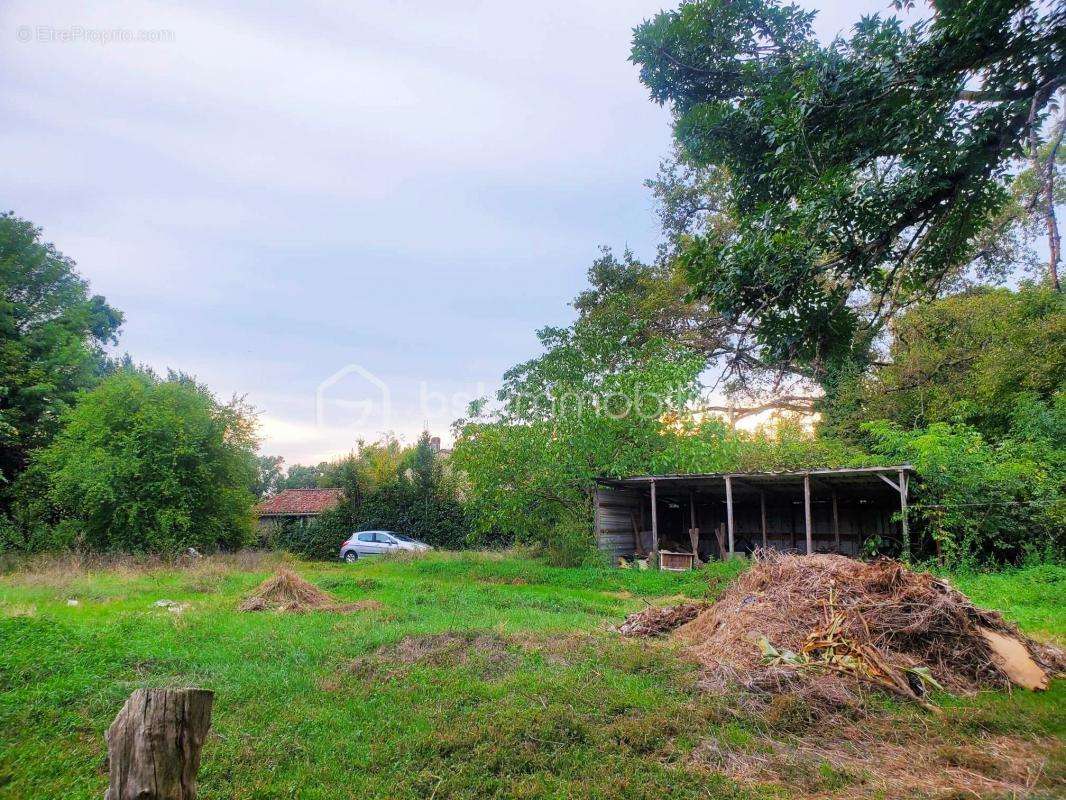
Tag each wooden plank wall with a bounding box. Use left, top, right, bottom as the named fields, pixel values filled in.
left=593, top=486, right=643, bottom=558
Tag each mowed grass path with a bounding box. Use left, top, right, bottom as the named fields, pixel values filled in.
left=0, top=551, right=1062, bottom=799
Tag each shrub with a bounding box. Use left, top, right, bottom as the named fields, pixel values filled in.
left=863, top=402, right=1065, bottom=566
left=276, top=433, right=473, bottom=560
left=27, top=369, right=257, bottom=554
left=542, top=514, right=605, bottom=568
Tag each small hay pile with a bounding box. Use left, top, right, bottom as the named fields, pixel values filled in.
left=658, top=553, right=1062, bottom=710
left=239, top=569, right=345, bottom=613
left=619, top=602, right=705, bottom=637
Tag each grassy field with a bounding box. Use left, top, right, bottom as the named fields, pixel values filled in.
left=0, top=551, right=1062, bottom=799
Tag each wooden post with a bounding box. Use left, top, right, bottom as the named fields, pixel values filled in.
left=760, top=491, right=768, bottom=550
left=650, top=480, right=659, bottom=567
left=803, top=474, right=813, bottom=555
left=688, top=490, right=700, bottom=562
left=899, top=468, right=910, bottom=562
left=790, top=502, right=797, bottom=551
left=832, top=491, right=840, bottom=552
left=725, top=476, right=735, bottom=558
left=106, top=688, right=214, bottom=800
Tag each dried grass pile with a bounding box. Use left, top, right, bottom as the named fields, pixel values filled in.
left=619, top=603, right=705, bottom=637
left=239, top=569, right=340, bottom=613
left=669, top=552, right=1063, bottom=710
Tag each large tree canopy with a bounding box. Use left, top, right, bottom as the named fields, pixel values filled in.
left=632, top=0, right=1065, bottom=385
left=827, top=286, right=1065, bottom=439
left=0, top=213, right=122, bottom=491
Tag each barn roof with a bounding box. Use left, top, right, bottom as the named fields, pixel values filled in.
left=596, top=465, right=913, bottom=502
left=256, top=488, right=345, bottom=517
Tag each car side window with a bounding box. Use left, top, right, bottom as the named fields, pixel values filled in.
left=357, top=532, right=374, bottom=542
left=375, top=532, right=394, bottom=544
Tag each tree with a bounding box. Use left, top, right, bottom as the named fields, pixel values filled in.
left=275, top=462, right=327, bottom=490
left=631, top=0, right=1065, bottom=387
left=34, top=369, right=257, bottom=553
left=825, top=286, right=1065, bottom=439
left=0, top=213, right=123, bottom=494
left=864, top=413, right=1064, bottom=566
left=280, top=433, right=469, bottom=558
left=253, top=454, right=285, bottom=498
left=452, top=255, right=865, bottom=558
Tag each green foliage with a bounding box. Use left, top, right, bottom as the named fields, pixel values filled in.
left=631, top=0, right=1065, bottom=382
left=27, top=369, right=258, bottom=554
left=281, top=432, right=470, bottom=559
left=275, top=462, right=327, bottom=490
left=253, top=454, right=285, bottom=498
left=0, top=213, right=122, bottom=495
left=863, top=407, right=1065, bottom=566
left=542, top=515, right=608, bottom=568
left=827, top=286, right=1065, bottom=440
left=453, top=251, right=869, bottom=552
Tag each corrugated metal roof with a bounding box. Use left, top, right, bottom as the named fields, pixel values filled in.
left=596, top=466, right=913, bottom=500
left=596, top=465, right=912, bottom=483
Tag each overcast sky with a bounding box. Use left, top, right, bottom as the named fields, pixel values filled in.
left=2, top=0, right=907, bottom=465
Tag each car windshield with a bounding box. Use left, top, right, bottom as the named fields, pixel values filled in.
left=389, top=532, right=416, bottom=542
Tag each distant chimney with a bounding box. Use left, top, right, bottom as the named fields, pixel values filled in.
left=430, top=436, right=441, bottom=452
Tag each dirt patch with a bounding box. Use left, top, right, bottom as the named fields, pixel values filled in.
left=239, top=569, right=381, bottom=613
left=618, top=603, right=705, bottom=637
left=656, top=552, right=1064, bottom=713
left=510, top=631, right=597, bottom=666
left=693, top=714, right=1063, bottom=798
left=352, top=631, right=518, bottom=676
left=334, top=599, right=384, bottom=613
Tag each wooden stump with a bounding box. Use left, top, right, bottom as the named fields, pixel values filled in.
left=105, top=688, right=214, bottom=800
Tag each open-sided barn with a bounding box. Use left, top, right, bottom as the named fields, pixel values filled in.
left=594, top=466, right=914, bottom=567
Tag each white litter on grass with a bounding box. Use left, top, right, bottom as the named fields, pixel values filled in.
left=66, top=599, right=79, bottom=606
left=153, top=599, right=188, bottom=613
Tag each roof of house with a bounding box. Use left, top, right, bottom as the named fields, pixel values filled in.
left=256, top=488, right=345, bottom=517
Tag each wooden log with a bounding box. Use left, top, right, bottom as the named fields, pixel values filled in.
left=106, top=688, right=214, bottom=800
left=714, top=523, right=727, bottom=561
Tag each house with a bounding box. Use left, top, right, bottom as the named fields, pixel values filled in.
left=255, top=488, right=345, bottom=533
left=594, top=466, right=914, bottom=567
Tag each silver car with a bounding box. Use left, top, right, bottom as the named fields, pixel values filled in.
left=339, top=530, right=432, bottom=562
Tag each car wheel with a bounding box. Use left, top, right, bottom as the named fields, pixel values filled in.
left=344, top=551, right=358, bottom=563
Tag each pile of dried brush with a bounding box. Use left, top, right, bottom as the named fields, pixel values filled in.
left=648, top=553, right=1062, bottom=711
left=239, top=568, right=338, bottom=612
left=619, top=602, right=705, bottom=637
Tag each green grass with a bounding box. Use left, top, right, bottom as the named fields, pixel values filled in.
left=0, top=551, right=1061, bottom=799
left=949, top=563, right=1066, bottom=644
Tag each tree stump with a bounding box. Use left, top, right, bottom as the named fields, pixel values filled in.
left=105, top=688, right=214, bottom=800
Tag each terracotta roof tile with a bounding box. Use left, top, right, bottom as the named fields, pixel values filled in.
left=256, top=488, right=345, bottom=517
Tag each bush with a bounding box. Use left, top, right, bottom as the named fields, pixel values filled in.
left=863, top=401, right=1065, bottom=567
left=24, top=369, right=257, bottom=555
left=276, top=433, right=473, bottom=560
left=542, top=515, right=605, bottom=568
left=277, top=511, right=352, bottom=561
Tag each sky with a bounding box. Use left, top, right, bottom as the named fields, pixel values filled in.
left=2, top=0, right=909, bottom=465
